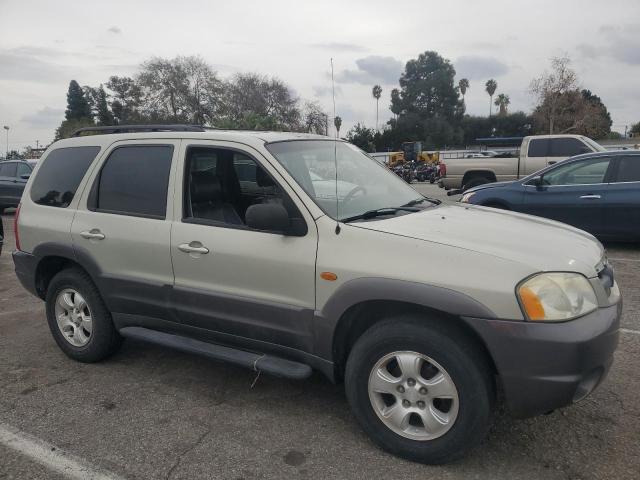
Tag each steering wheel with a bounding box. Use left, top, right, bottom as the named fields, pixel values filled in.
left=342, top=185, right=367, bottom=204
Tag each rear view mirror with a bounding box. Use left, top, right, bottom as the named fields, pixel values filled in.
left=246, top=203, right=290, bottom=233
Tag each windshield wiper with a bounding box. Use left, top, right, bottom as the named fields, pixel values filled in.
left=342, top=206, right=419, bottom=223
left=402, top=196, right=441, bottom=207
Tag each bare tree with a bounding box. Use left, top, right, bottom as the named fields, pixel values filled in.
left=302, top=101, right=328, bottom=134
left=529, top=56, right=579, bottom=134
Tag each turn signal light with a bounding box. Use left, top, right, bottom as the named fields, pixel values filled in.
left=519, top=286, right=546, bottom=320
left=320, top=272, right=338, bottom=281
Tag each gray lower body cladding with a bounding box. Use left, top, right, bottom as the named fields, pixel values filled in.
left=463, top=302, right=621, bottom=418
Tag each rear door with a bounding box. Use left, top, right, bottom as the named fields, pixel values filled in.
left=71, top=140, right=180, bottom=322
left=521, top=156, right=613, bottom=235
left=602, top=155, right=640, bottom=240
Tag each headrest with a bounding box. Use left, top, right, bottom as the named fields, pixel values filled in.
left=256, top=167, right=275, bottom=187
left=191, top=171, right=222, bottom=204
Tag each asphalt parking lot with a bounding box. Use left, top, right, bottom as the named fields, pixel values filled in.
left=1, top=183, right=639, bottom=480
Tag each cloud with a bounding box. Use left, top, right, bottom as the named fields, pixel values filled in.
left=454, top=55, right=509, bottom=80
left=0, top=47, right=69, bottom=82
left=580, top=24, right=640, bottom=65
left=336, top=55, right=403, bottom=85
left=310, top=42, right=367, bottom=53
left=313, top=84, right=343, bottom=97
left=21, top=106, right=64, bottom=127
left=107, top=26, right=122, bottom=34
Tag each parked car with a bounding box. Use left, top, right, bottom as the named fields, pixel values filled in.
left=460, top=151, right=640, bottom=241
left=0, top=214, right=4, bottom=256
left=0, top=160, right=36, bottom=213
left=439, top=134, right=604, bottom=191
left=13, top=125, right=620, bottom=464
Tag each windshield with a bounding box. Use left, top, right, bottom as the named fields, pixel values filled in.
left=581, top=136, right=606, bottom=152
left=266, top=140, right=422, bottom=221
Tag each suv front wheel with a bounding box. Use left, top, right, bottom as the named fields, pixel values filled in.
left=45, top=268, right=122, bottom=362
left=345, top=317, right=494, bottom=464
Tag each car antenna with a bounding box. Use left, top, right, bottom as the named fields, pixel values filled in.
left=331, top=57, right=341, bottom=235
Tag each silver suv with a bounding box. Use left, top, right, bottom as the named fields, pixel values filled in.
left=12, top=125, right=621, bottom=464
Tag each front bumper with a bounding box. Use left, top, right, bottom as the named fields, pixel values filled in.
left=463, top=301, right=621, bottom=418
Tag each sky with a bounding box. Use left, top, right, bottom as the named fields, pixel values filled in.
left=1, top=0, right=639, bottom=151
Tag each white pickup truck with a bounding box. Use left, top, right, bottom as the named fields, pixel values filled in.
left=439, top=134, right=605, bottom=191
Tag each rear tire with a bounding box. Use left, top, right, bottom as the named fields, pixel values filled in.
left=345, top=317, right=494, bottom=464
left=463, top=176, right=491, bottom=190
left=45, top=268, right=122, bottom=363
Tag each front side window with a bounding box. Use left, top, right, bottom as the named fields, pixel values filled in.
left=266, top=140, right=421, bottom=221
left=30, top=146, right=100, bottom=208
left=615, top=156, right=640, bottom=183
left=183, top=146, right=299, bottom=228
left=93, top=145, right=173, bottom=218
left=16, top=162, right=31, bottom=178
left=542, top=158, right=610, bottom=186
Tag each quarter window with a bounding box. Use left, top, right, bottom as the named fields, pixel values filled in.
left=30, top=147, right=100, bottom=208
left=615, top=157, right=640, bottom=183
left=93, top=145, right=173, bottom=218
left=542, top=158, right=610, bottom=186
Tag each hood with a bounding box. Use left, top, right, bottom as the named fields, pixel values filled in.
left=465, top=180, right=515, bottom=193
left=353, top=203, right=604, bottom=277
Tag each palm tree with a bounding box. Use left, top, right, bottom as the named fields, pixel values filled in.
left=458, top=78, right=470, bottom=104
left=485, top=79, right=497, bottom=117
left=372, top=85, right=382, bottom=131
left=494, top=93, right=510, bottom=116
left=334, top=115, right=342, bottom=138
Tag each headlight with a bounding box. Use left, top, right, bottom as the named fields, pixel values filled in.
left=461, top=191, right=475, bottom=203
left=517, top=272, right=598, bottom=321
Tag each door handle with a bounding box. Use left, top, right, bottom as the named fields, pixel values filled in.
left=80, top=229, right=105, bottom=240
left=579, top=194, right=601, bottom=200
left=178, top=241, right=209, bottom=255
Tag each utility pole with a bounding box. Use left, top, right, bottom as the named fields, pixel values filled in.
left=3, top=126, right=9, bottom=159
left=36, top=140, right=39, bottom=149
left=625, top=126, right=628, bottom=138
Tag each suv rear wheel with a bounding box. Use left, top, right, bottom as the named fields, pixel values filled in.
left=45, top=268, right=122, bottom=362
left=345, top=317, right=493, bottom=464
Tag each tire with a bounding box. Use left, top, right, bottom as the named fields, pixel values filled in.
left=463, top=176, right=490, bottom=190
left=345, top=317, right=494, bottom=464
left=45, top=267, right=122, bottom=363
left=429, top=175, right=435, bottom=184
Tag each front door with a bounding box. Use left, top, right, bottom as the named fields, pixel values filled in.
left=521, top=156, right=613, bottom=235
left=170, top=141, right=318, bottom=352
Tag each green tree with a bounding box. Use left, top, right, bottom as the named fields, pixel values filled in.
left=346, top=123, right=376, bottom=151
left=630, top=122, right=640, bottom=137
left=54, top=117, right=96, bottom=140
left=65, top=80, right=92, bottom=121
left=95, top=85, right=114, bottom=125
left=485, top=79, right=497, bottom=117
left=334, top=115, right=342, bottom=138
left=372, top=84, right=382, bottom=131
left=458, top=78, right=469, bottom=104
left=105, top=76, right=143, bottom=124
left=494, top=93, right=510, bottom=116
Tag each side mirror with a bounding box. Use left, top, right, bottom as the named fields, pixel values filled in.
left=20, top=173, right=31, bottom=180
left=245, top=203, right=291, bottom=234
left=527, top=175, right=543, bottom=188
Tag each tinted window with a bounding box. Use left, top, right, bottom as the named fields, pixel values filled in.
left=0, top=162, right=17, bottom=177
left=616, top=156, right=640, bottom=182
left=16, top=162, right=31, bottom=178
left=94, top=145, right=173, bottom=218
left=527, top=139, right=548, bottom=157
left=542, top=158, right=610, bottom=186
left=30, top=147, right=100, bottom=208
left=549, top=138, right=589, bottom=157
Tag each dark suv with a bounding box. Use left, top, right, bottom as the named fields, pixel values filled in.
left=0, top=160, right=36, bottom=213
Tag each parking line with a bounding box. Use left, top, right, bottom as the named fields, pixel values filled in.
left=608, top=257, right=640, bottom=263
left=0, top=423, right=126, bottom=480
left=621, top=328, right=640, bottom=336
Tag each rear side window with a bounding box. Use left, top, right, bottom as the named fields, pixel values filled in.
left=549, top=138, right=588, bottom=157
left=615, top=157, right=640, bottom=183
left=527, top=139, right=548, bottom=157
left=93, top=145, right=173, bottom=219
left=0, top=162, right=17, bottom=177
left=30, top=147, right=100, bottom=208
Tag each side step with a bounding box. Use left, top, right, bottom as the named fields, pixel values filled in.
left=119, top=327, right=312, bottom=380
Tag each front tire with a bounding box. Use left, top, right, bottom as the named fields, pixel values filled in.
left=345, top=317, right=494, bottom=464
left=45, top=268, right=122, bottom=363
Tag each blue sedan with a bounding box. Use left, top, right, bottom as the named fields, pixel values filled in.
left=460, top=151, right=640, bottom=241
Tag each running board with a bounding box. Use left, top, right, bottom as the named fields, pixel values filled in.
left=119, top=327, right=312, bottom=380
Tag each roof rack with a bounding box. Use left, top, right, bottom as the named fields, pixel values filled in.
left=71, top=124, right=207, bottom=137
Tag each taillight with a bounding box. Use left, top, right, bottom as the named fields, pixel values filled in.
left=439, top=162, right=447, bottom=176
left=13, top=203, right=21, bottom=251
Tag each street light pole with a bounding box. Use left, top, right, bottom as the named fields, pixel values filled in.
left=3, top=126, right=9, bottom=159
